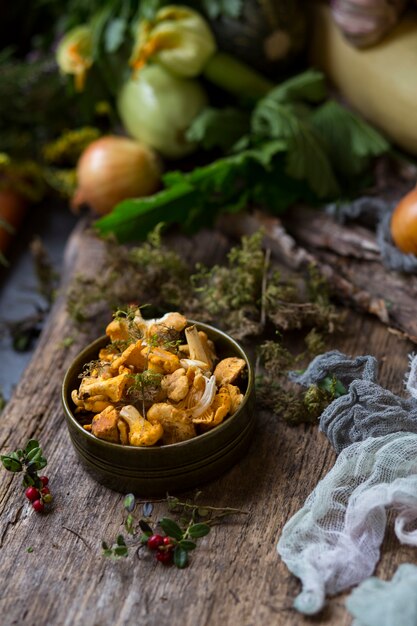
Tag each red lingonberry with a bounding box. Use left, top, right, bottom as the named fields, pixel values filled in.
left=156, top=549, right=173, bottom=565
left=162, top=536, right=173, bottom=547
left=41, top=486, right=50, bottom=496
left=147, top=534, right=164, bottom=550
left=39, top=476, right=49, bottom=487
left=32, top=500, right=44, bottom=513
left=25, top=487, right=40, bottom=502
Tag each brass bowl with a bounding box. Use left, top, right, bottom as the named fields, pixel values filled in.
left=61, top=321, right=255, bottom=495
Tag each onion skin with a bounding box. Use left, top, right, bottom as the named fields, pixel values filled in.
left=391, top=187, right=417, bottom=255
left=72, top=136, right=162, bottom=216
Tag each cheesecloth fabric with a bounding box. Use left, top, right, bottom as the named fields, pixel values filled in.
left=346, top=564, right=417, bottom=626
left=278, top=352, right=417, bottom=615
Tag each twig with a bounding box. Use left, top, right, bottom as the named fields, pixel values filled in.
left=62, top=525, right=92, bottom=551
left=260, top=247, right=271, bottom=329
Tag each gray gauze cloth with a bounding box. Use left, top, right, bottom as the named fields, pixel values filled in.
left=290, top=351, right=417, bottom=453
left=346, top=564, right=417, bottom=626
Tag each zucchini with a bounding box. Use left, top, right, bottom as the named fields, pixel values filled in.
left=309, top=3, right=417, bottom=155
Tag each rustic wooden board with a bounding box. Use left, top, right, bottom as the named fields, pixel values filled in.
left=0, top=222, right=415, bottom=626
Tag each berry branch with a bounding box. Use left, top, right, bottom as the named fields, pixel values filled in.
left=1, top=439, right=53, bottom=513
left=102, top=493, right=247, bottom=568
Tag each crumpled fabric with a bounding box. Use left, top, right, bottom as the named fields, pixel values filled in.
left=325, top=195, right=417, bottom=274
left=346, top=564, right=417, bottom=626
left=277, top=433, right=417, bottom=615
left=290, top=351, right=417, bottom=454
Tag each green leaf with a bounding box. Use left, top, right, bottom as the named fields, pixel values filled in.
left=266, top=69, right=327, bottom=105
left=188, top=523, right=210, bottom=538
left=113, top=546, right=128, bottom=557
left=102, top=541, right=109, bottom=550
left=124, top=493, right=135, bottom=513
left=311, top=100, right=389, bottom=179
left=125, top=514, right=134, bottom=535
left=179, top=540, right=197, bottom=551
left=116, top=535, right=126, bottom=547
left=95, top=182, right=198, bottom=242
left=186, top=107, right=251, bottom=152
left=253, top=99, right=340, bottom=198
left=173, top=545, right=189, bottom=569
left=105, top=17, right=126, bottom=53
left=1, top=455, right=22, bottom=472
left=26, top=447, right=42, bottom=463
left=25, top=440, right=39, bottom=454
left=159, top=518, right=183, bottom=541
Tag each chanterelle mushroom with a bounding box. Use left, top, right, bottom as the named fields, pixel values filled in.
left=214, top=357, right=246, bottom=386
left=105, top=318, right=129, bottom=342
left=193, top=386, right=231, bottom=427
left=91, top=406, right=120, bottom=443
left=226, top=384, right=244, bottom=415
left=147, top=403, right=196, bottom=445
left=161, top=368, right=190, bottom=402
left=80, top=372, right=130, bottom=403
left=119, top=405, right=163, bottom=446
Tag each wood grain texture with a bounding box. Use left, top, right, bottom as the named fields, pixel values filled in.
left=0, top=222, right=415, bottom=626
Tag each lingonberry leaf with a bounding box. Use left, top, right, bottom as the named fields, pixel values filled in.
left=173, top=546, right=189, bottom=569
left=125, top=514, right=134, bottom=535
left=116, top=535, right=126, bottom=547
left=139, top=533, right=151, bottom=543
left=25, top=440, right=40, bottom=454
left=188, top=523, right=210, bottom=538
left=179, top=540, right=197, bottom=551
left=26, top=447, right=42, bottom=463
left=114, top=546, right=128, bottom=557
left=139, top=519, right=153, bottom=534
left=159, top=518, right=183, bottom=541
left=143, top=502, right=153, bottom=517
left=124, top=493, right=135, bottom=513
left=1, top=455, right=23, bottom=472
left=102, top=541, right=109, bottom=550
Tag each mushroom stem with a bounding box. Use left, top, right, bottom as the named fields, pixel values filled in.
left=185, top=325, right=212, bottom=369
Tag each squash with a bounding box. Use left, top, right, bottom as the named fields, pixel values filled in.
left=309, top=3, right=417, bottom=155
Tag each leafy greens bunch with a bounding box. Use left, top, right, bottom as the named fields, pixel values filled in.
left=96, top=69, right=389, bottom=242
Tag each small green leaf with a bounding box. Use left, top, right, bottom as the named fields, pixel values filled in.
left=22, top=474, right=36, bottom=487
left=1, top=455, right=23, bottom=472
left=173, top=546, right=189, bottom=569
left=102, top=549, right=112, bottom=558
left=116, top=535, right=126, bottom=547
left=26, top=447, right=42, bottom=463
left=102, top=541, right=109, bottom=550
left=159, top=518, right=183, bottom=541
left=125, top=514, right=134, bottom=535
left=27, top=547, right=33, bottom=553
left=179, top=540, right=197, bottom=551
left=34, top=457, right=47, bottom=470
left=113, top=546, right=128, bottom=557
left=25, top=440, right=39, bottom=454
left=124, top=493, right=135, bottom=513
left=139, top=533, right=151, bottom=543
left=188, top=524, right=210, bottom=539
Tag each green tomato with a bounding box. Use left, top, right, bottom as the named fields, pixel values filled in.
left=117, top=65, right=207, bottom=159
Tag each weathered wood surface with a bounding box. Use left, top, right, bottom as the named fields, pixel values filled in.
left=220, top=208, right=417, bottom=343
left=0, top=221, right=416, bottom=626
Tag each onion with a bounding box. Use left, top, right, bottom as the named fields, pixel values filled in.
left=390, top=187, right=417, bottom=255
left=72, top=136, right=161, bottom=215
left=190, top=375, right=216, bottom=418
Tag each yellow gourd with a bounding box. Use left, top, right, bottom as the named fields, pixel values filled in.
left=309, top=3, right=417, bottom=155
